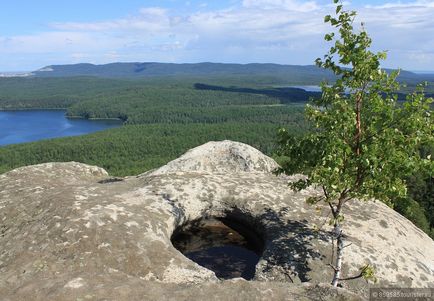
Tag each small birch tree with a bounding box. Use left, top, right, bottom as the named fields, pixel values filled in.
left=276, top=0, right=433, bottom=287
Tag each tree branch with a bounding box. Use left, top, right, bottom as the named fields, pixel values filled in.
left=328, top=263, right=338, bottom=272
left=328, top=202, right=337, bottom=218
left=343, top=243, right=353, bottom=249
left=338, top=272, right=364, bottom=281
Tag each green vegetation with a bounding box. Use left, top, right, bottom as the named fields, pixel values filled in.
left=403, top=143, right=434, bottom=238
left=0, top=122, right=307, bottom=176
left=0, top=75, right=312, bottom=176
left=0, top=76, right=319, bottom=124
left=276, top=0, right=433, bottom=286
left=65, top=82, right=311, bottom=124
left=32, top=62, right=337, bottom=81
left=0, top=77, right=130, bottom=109
left=32, top=62, right=434, bottom=88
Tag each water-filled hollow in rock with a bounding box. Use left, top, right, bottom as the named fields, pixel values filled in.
left=171, top=217, right=264, bottom=280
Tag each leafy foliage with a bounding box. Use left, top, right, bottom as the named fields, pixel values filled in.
left=278, top=2, right=433, bottom=206
left=404, top=142, right=434, bottom=238
left=276, top=0, right=433, bottom=285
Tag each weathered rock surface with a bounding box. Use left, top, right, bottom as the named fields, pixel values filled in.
left=0, top=140, right=433, bottom=301
left=148, top=140, right=279, bottom=175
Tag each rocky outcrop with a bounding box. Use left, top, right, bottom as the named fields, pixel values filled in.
left=148, top=140, right=279, bottom=175
left=0, top=141, right=433, bottom=301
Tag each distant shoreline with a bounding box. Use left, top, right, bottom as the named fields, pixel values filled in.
left=67, top=115, right=123, bottom=122
left=0, top=108, right=123, bottom=122
left=0, top=107, right=66, bottom=111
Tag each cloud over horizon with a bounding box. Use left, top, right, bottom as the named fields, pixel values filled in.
left=1, top=0, right=434, bottom=71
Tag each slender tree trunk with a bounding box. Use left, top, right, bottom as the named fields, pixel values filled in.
left=355, top=91, right=364, bottom=187
left=355, top=96, right=362, bottom=156
left=331, top=221, right=344, bottom=287
left=329, top=201, right=345, bottom=287
left=330, top=90, right=363, bottom=287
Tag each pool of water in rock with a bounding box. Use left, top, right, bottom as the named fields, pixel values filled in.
left=171, top=218, right=263, bottom=280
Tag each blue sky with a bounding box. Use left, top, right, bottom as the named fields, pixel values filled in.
left=1, top=0, right=433, bottom=71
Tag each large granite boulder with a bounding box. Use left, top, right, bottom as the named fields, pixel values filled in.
left=0, top=141, right=433, bottom=300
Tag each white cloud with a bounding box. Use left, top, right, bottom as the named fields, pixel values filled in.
left=242, top=0, right=319, bottom=11
left=365, top=0, right=434, bottom=9
left=353, top=1, right=434, bottom=70
left=0, top=32, right=103, bottom=53
left=408, top=50, right=434, bottom=64
left=51, top=7, right=170, bottom=32
left=1, top=1, right=434, bottom=71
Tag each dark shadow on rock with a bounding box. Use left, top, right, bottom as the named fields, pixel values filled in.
left=257, top=207, right=329, bottom=282
left=98, top=177, right=124, bottom=184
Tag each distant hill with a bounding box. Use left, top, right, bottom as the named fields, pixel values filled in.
left=31, top=62, right=337, bottom=83
left=31, top=62, right=434, bottom=86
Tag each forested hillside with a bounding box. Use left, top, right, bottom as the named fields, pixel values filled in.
left=33, top=62, right=337, bottom=81
left=0, top=75, right=312, bottom=173
left=0, top=122, right=300, bottom=176
left=0, top=77, right=131, bottom=109
left=31, top=62, right=434, bottom=87
left=0, top=76, right=319, bottom=124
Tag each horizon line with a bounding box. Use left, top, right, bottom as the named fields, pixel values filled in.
left=1, top=61, right=434, bottom=75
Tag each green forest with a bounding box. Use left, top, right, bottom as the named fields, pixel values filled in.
left=0, top=74, right=432, bottom=238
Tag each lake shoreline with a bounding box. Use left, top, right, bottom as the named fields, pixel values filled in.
left=0, top=110, right=122, bottom=146
left=0, top=107, right=66, bottom=111
left=0, top=108, right=123, bottom=122
left=67, top=115, right=124, bottom=122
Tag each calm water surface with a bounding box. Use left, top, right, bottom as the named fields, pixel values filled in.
left=289, top=85, right=322, bottom=92
left=0, top=110, right=122, bottom=146
left=171, top=218, right=263, bottom=280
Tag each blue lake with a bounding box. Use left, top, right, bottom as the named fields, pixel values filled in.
left=0, top=110, right=122, bottom=146
left=289, top=85, right=322, bottom=92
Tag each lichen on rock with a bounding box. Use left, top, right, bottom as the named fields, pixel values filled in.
left=0, top=140, right=433, bottom=301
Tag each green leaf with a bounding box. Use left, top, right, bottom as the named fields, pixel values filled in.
left=361, top=265, right=378, bottom=283
left=306, top=196, right=322, bottom=205
left=325, top=33, right=334, bottom=41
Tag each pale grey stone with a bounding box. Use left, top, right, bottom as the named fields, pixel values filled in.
left=0, top=141, right=432, bottom=300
